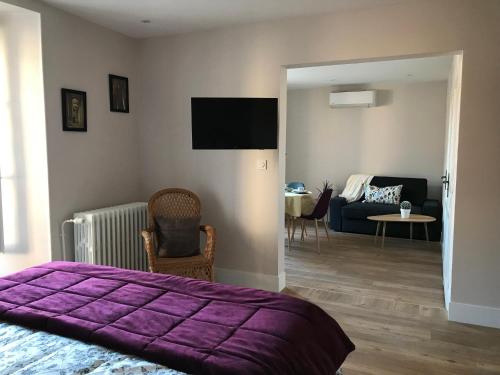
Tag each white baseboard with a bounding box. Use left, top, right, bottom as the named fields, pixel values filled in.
left=448, top=301, right=500, bottom=329
left=215, top=267, right=286, bottom=292
left=278, top=271, right=286, bottom=292
left=443, top=280, right=451, bottom=311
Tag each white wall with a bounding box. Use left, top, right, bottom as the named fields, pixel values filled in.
left=0, top=5, right=50, bottom=274
left=286, top=82, right=448, bottom=199
left=1, top=0, right=142, bottom=262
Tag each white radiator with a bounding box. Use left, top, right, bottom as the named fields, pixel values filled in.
left=74, top=202, right=149, bottom=271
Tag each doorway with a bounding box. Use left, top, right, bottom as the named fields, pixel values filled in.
left=278, top=52, right=462, bottom=313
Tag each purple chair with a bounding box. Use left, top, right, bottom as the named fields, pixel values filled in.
left=299, top=189, right=333, bottom=253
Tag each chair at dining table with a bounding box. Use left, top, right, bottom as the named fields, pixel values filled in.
left=285, top=182, right=304, bottom=245
left=299, top=188, right=333, bottom=253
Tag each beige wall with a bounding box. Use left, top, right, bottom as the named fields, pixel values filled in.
left=286, top=82, right=448, bottom=199
left=1, top=0, right=142, bottom=261
left=138, top=0, right=500, bottom=312
left=0, top=5, right=51, bottom=274
left=138, top=23, right=283, bottom=289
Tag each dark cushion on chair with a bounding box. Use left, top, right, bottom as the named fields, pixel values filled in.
left=370, top=176, right=427, bottom=206
left=342, top=202, right=422, bottom=220
left=155, top=216, right=201, bottom=258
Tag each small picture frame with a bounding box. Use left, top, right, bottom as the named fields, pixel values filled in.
left=61, top=88, right=87, bottom=132
left=109, top=74, right=129, bottom=113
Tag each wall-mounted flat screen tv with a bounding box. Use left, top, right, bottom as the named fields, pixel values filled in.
left=191, top=97, right=278, bottom=149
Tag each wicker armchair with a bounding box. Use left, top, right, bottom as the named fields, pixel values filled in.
left=141, top=188, right=216, bottom=281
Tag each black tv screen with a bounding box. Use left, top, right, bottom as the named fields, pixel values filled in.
left=191, top=97, right=278, bottom=149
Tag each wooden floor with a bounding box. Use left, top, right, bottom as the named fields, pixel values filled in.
left=283, top=224, right=500, bottom=375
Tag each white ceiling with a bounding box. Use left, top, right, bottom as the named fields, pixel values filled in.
left=287, top=55, right=453, bottom=89
left=41, top=0, right=404, bottom=39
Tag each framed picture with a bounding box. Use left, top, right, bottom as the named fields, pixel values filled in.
left=61, top=88, right=87, bottom=132
left=109, top=74, right=129, bottom=113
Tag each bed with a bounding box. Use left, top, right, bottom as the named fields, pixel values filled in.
left=0, top=322, right=185, bottom=374
left=0, top=262, right=354, bottom=374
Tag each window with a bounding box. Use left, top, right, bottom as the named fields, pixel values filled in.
left=0, top=138, right=12, bottom=254
left=0, top=7, right=51, bottom=270
left=0, top=30, right=5, bottom=253
left=0, top=173, right=3, bottom=253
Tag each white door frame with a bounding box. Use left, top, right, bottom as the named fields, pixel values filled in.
left=277, top=51, right=463, bottom=307
left=441, top=53, right=463, bottom=309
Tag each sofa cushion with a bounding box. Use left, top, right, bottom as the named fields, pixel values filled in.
left=370, top=176, right=427, bottom=206
left=364, top=184, right=403, bottom=204
left=342, top=202, right=422, bottom=220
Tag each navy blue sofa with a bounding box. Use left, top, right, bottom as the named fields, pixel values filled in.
left=329, top=176, right=442, bottom=241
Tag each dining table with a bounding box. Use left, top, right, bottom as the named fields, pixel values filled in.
left=285, top=191, right=315, bottom=244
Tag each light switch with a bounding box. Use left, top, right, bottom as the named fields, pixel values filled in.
left=256, top=159, right=268, bottom=170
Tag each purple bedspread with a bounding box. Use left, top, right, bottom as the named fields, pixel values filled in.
left=0, top=262, right=354, bottom=374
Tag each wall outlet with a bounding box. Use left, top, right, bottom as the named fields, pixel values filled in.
left=256, top=159, right=268, bottom=170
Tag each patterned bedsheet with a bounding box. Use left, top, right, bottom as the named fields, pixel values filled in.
left=0, top=321, right=188, bottom=375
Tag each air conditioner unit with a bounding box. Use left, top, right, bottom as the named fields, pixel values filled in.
left=329, top=90, right=376, bottom=108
